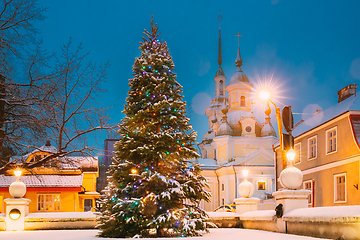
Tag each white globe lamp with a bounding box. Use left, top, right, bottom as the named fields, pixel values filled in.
left=9, top=168, right=26, bottom=198
left=238, top=169, right=254, bottom=198
left=279, top=148, right=303, bottom=190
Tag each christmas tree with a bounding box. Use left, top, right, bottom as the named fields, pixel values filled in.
left=97, top=17, right=212, bottom=238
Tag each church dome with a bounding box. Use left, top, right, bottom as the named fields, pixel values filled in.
left=216, top=108, right=232, bottom=136
left=261, top=118, right=277, bottom=137
left=230, top=70, right=249, bottom=84
left=216, top=121, right=232, bottom=136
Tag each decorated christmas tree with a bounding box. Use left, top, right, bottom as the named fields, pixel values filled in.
left=97, top=17, right=212, bottom=238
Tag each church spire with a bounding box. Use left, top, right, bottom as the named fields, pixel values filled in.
left=235, top=32, right=243, bottom=70
left=215, top=11, right=225, bottom=77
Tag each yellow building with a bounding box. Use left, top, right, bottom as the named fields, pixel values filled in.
left=198, top=23, right=277, bottom=212
left=274, top=84, right=360, bottom=207
left=0, top=142, right=100, bottom=213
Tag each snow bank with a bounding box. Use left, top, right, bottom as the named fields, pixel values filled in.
left=284, top=205, right=360, bottom=222
left=25, top=212, right=96, bottom=219
left=0, top=228, right=329, bottom=240
left=206, top=211, right=240, bottom=219
left=240, top=210, right=276, bottom=221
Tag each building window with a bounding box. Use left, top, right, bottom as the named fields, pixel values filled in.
left=334, top=173, right=346, bottom=203
left=326, top=127, right=337, bottom=154
left=257, top=181, right=266, bottom=191
left=221, top=183, right=225, bottom=191
left=240, top=96, right=245, bottom=107
left=214, top=149, right=217, bottom=160
left=245, top=126, right=252, bottom=133
left=303, top=180, right=314, bottom=207
left=84, top=199, right=93, bottom=212
left=222, top=198, right=225, bottom=205
left=294, top=143, right=301, bottom=164
left=308, top=136, right=317, bottom=160
left=37, top=194, right=60, bottom=211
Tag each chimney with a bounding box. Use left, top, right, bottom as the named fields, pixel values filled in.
left=337, top=84, right=357, bottom=103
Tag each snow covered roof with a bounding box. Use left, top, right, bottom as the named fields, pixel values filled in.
left=0, top=174, right=83, bottom=187
left=293, top=94, right=360, bottom=138
left=197, top=158, right=219, bottom=169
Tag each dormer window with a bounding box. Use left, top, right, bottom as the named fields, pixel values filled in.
left=240, top=96, right=245, bottom=107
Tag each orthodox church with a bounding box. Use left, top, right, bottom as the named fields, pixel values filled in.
left=198, top=19, right=278, bottom=212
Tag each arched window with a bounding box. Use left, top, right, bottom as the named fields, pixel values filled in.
left=219, top=80, right=224, bottom=95
left=240, top=96, right=245, bottom=107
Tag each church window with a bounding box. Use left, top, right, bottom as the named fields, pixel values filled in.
left=245, top=126, right=252, bottom=133
left=257, top=181, right=266, bottom=191
left=221, top=183, right=225, bottom=191
left=219, top=80, right=224, bottom=95
left=240, top=96, right=245, bottom=107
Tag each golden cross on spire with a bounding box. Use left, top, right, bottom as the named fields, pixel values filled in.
left=216, top=11, right=224, bottom=29
left=235, top=32, right=242, bottom=48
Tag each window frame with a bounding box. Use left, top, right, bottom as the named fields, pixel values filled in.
left=308, top=135, right=317, bottom=160
left=240, top=95, right=245, bottom=107
left=257, top=181, right=266, bottom=191
left=303, top=180, right=314, bottom=207
left=334, top=173, right=347, bottom=203
left=37, top=193, right=61, bottom=211
left=294, top=142, right=301, bottom=165
left=326, top=126, right=337, bottom=155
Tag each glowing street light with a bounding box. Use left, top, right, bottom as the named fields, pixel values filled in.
left=13, top=169, right=23, bottom=181
left=9, top=168, right=26, bottom=198
left=242, top=169, right=249, bottom=179
left=258, top=89, right=286, bottom=169
left=286, top=148, right=296, bottom=165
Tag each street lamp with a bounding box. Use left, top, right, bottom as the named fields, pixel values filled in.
left=9, top=168, right=26, bottom=198
left=286, top=148, right=296, bottom=165
left=238, top=169, right=254, bottom=198
left=259, top=90, right=286, bottom=169
left=279, top=148, right=303, bottom=190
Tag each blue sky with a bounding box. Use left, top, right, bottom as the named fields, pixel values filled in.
left=36, top=0, right=360, bottom=147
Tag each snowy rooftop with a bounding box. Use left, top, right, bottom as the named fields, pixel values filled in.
left=197, top=158, right=219, bottom=169
left=0, top=174, right=83, bottom=187
left=293, top=94, right=360, bottom=138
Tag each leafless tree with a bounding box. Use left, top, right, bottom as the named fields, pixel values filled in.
left=0, top=0, right=114, bottom=174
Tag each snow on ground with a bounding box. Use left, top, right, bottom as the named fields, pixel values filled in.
left=26, top=211, right=96, bottom=219
left=0, top=229, right=330, bottom=240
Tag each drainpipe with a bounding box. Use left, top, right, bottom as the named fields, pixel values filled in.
left=232, top=165, right=237, bottom=199
left=215, top=170, right=220, bottom=208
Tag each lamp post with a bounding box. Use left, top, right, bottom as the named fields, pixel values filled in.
left=9, top=168, right=26, bottom=198
left=5, top=168, right=31, bottom=231
left=238, top=169, right=254, bottom=198
left=279, top=148, right=303, bottom=190
left=259, top=90, right=286, bottom=169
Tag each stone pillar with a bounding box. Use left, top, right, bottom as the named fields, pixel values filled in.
left=233, top=197, right=260, bottom=215
left=4, top=198, right=31, bottom=231
left=272, top=189, right=310, bottom=233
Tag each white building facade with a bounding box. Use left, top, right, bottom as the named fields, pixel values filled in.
left=198, top=22, right=278, bottom=212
